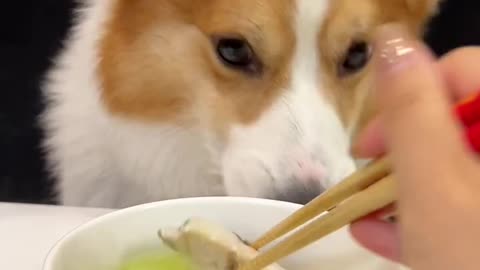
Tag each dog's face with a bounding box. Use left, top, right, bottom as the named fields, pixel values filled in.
left=98, top=0, right=438, bottom=203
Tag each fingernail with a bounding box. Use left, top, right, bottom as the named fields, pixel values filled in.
left=374, top=24, right=423, bottom=76
left=380, top=213, right=398, bottom=224
left=374, top=205, right=398, bottom=223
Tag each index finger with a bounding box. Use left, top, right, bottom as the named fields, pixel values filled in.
left=354, top=47, right=480, bottom=159
left=373, top=24, right=473, bottom=187
left=440, top=46, right=480, bottom=99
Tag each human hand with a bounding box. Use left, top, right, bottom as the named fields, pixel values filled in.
left=349, top=24, right=480, bottom=270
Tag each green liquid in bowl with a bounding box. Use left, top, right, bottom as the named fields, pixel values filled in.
left=120, top=251, right=194, bottom=270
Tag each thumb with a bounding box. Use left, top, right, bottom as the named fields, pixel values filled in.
left=373, top=24, right=473, bottom=193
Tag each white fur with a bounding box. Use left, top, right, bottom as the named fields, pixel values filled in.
left=42, top=0, right=224, bottom=208
left=42, top=0, right=357, bottom=208
left=222, top=0, right=357, bottom=200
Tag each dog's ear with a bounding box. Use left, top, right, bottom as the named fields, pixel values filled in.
left=405, top=0, right=441, bottom=21
left=381, top=0, right=442, bottom=35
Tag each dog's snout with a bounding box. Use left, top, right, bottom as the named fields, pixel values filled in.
left=275, top=179, right=325, bottom=205
left=291, top=152, right=327, bottom=184
left=270, top=150, right=329, bottom=204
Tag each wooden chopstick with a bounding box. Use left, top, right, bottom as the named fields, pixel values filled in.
left=237, top=92, right=480, bottom=270
left=239, top=172, right=396, bottom=270
left=251, top=157, right=391, bottom=250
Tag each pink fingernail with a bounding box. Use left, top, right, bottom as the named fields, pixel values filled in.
left=374, top=24, right=422, bottom=76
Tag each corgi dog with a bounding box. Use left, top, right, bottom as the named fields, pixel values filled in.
left=42, top=0, right=439, bottom=208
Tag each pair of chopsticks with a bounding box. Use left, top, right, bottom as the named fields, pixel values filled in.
left=238, top=92, right=480, bottom=270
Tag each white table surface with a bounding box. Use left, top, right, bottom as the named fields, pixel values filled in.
left=0, top=203, right=113, bottom=270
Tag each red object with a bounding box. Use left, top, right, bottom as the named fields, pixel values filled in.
left=454, top=92, right=480, bottom=152
left=466, top=123, right=480, bottom=152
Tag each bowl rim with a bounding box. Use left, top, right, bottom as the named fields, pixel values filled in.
left=42, top=196, right=302, bottom=270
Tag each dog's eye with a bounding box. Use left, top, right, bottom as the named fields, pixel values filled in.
left=215, top=38, right=260, bottom=74
left=338, top=41, right=371, bottom=77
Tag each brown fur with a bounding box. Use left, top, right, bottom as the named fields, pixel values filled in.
left=98, top=0, right=439, bottom=140
left=99, top=0, right=296, bottom=137
left=318, top=0, right=440, bottom=139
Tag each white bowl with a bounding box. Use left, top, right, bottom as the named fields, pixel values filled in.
left=43, top=197, right=401, bottom=270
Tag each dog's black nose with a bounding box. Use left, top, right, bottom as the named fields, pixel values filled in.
left=274, top=180, right=325, bottom=205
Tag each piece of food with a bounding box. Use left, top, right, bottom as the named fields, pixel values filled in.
left=158, top=218, right=286, bottom=270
